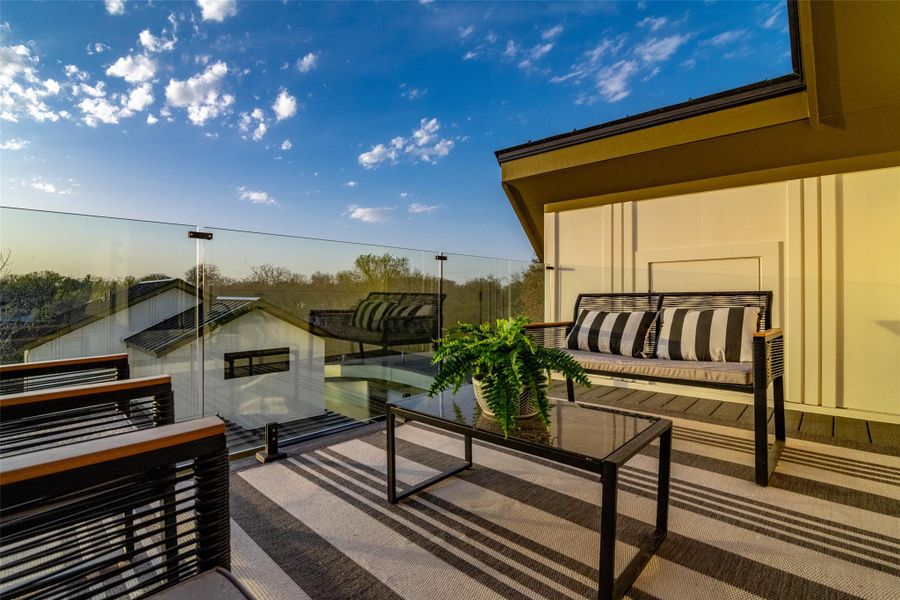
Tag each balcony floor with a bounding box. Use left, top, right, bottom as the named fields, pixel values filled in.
left=227, top=386, right=900, bottom=600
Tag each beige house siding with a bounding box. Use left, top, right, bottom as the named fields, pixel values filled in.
left=544, top=165, right=900, bottom=417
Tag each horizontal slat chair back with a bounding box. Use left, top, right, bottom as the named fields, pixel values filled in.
left=0, top=375, right=175, bottom=458
left=0, top=353, right=130, bottom=396
left=0, top=417, right=229, bottom=600
left=656, top=291, right=773, bottom=331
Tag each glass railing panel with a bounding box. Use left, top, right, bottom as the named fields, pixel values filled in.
left=0, top=207, right=201, bottom=419
left=439, top=253, right=544, bottom=329
left=199, top=227, right=440, bottom=452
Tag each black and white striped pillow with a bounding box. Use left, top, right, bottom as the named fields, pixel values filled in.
left=566, top=310, right=657, bottom=357
left=352, top=300, right=397, bottom=331
left=384, top=303, right=432, bottom=320
left=656, top=307, right=760, bottom=362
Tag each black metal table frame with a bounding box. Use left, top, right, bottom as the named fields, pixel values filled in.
left=386, top=402, right=673, bottom=600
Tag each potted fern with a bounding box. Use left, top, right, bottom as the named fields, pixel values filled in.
left=429, top=317, right=590, bottom=437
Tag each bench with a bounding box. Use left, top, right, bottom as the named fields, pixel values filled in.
left=309, top=292, right=443, bottom=355
left=526, top=291, right=785, bottom=486
left=0, top=353, right=130, bottom=395
left=0, top=417, right=252, bottom=599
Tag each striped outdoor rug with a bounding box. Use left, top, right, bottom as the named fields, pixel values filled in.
left=228, top=412, right=900, bottom=600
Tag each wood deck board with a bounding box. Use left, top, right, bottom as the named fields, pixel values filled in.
left=684, top=398, right=722, bottom=417
left=799, top=413, right=834, bottom=438
left=638, top=393, right=679, bottom=409
left=710, top=402, right=746, bottom=421
left=833, top=416, right=871, bottom=445
left=665, top=396, right=700, bottom=412
left=867, top=421, right=900, bottom=447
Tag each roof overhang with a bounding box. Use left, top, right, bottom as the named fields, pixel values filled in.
left=495, top=0, right=900, bottom=259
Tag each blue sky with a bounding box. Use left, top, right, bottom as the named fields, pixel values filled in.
left=0, top=0, right=791, bottom=261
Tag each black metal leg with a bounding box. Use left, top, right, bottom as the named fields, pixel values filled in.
left=386, top=412, right=472, bottom=504
left=773, top=376, right=786, bottom=441
left=566, top=378, right=575, bottom=402
left=598, top=462, right=618, bottom=600
left=656, top=428, right=671, bottom=532
left=387, top=410, right=397, bottom=504
left=753, top=383, right=769, bottom=486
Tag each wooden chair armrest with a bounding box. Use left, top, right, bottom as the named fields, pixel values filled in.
left=752, top=328, right=783, bottom=341
left=1, top=375, right=172, bottom=409
left=0, top=416, right=225, bottom=485
left=0, top=353, right=129, bottom=376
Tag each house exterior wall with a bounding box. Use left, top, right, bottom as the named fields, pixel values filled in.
left=200, top=310, right=325, bottom=429
left=544, top=165, right=900, bottom=417
left=26, top=289, right=196, bottom=362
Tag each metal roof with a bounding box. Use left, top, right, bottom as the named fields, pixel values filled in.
left=124, top=298, right=258, bottom=357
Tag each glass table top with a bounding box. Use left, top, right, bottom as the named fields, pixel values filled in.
left=391, top=385, right=660, bottom=464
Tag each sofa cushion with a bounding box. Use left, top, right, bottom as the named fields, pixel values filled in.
left=351, top=300, right=397, bottom=331
left=565, top=349, right=752, bottom=386
left=566, top=310, right=657, bottom=358
left=656, top=306, right=760, bottom=362
left=385, top=302, right=432, bottom=320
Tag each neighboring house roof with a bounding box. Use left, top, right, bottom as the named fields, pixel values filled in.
left=22, top=278, right=197, bottom=351
left=124, top=297, right=312, bottom=358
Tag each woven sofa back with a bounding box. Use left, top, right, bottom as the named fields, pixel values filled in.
left=573, top=291, right=773, bottom=356
left=365, top=292, right=444, bottom=306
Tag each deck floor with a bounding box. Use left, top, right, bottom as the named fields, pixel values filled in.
left=548, top=380, right=900, bottom=454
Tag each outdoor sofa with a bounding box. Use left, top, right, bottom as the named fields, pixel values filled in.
left=527, top=291, right=785, bottom=486
left=309, top=292, right=443, bottom=354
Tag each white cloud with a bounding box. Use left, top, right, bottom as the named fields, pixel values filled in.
left=634, top=34, right=689, bottom=63
left=343, top=180, right=358, bottom=188
left=408, top=202, right=440, bottom=214
left=542, top=25, right=563, bottom=41
left=272, top=88, right=297, bottom=120
left=165, top=61, right=234, bottom=125
left=704, top=30, right=749, bottom=47
left=358, top=118, right=454, bottom=169
left=0, top=44, right=61, bottom=123
left=637, top=16, right=667, bottom=31
left=139, top=28, right=177, bottom=53
left=347, top=204, right=393, bottom=223
left=87, top=42, right=110, bottom=55
left=401, top=86, right=427, bottom=100
left=296, top=52, right=319, bottom=73
left=280, top=139, right=291, bottom=150
left=126, top=83, right=154, bottom=111
left=147, top=113, right=158, bottom=124
left=64, top=64, right=90, bottom=81
left=29, top=178, right=71, bottom=194
left=106, top=54, right=156, bottom=83
left=593, top=60, right=639, bottom=103
left=463, top=51, right=478, bottom=61
left=503, top=40, right=519, bottom=58
left=238, top=107, right=266, bottom=140
left=197, top=0, right=237, bottom=22
left=458, top=25, right=474, bottom=40
left=761, top=4, right=784, bottom=30
left=238, top=187, right=275, bottom=205
left=518, top=43, right=554, bottom=70
left=0, top=138, right=29, bottom=150
left=105, top=0, right=124, bottom=16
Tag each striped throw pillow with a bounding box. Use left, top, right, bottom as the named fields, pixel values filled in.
left=352, top=300, right=397, bottom=331
left=656, top=307, right=760, bottom=362
left=385, top=303, right=432, bottom=320
left=566, top=310, right=657, bottom=357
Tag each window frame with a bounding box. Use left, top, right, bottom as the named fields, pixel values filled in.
left=224, top=347, right=290, bottom=380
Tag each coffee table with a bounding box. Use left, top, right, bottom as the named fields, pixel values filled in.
left=386, top=386, right=672, bottom=600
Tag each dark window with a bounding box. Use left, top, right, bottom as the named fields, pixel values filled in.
left=224, top=347, right=289, bottom=380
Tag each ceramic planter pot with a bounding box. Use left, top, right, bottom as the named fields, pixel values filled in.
left=472, top=377, right=540, bottom=418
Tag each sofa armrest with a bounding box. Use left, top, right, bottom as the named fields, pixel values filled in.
left=523, top=321, right=574, bottom=349
left=752, top=328, right=784, bottom=385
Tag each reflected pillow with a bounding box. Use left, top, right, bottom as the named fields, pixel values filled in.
left=566, top=310, right=657, bottom=358
left=352, top=300, right=397, bottom=331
